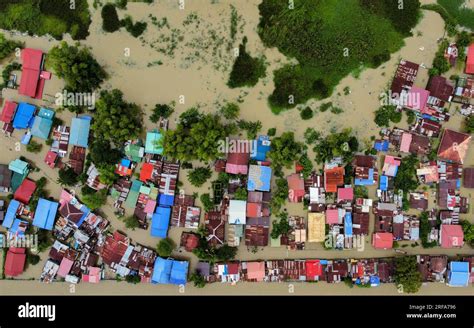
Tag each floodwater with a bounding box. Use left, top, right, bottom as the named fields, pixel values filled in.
left=0, top=0, right=473, bottom=294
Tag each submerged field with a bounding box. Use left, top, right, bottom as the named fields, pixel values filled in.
left=0, top=0, right=473, bottom=294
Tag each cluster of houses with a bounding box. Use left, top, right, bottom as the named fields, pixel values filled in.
left=193, top=255, right=474, bottom=287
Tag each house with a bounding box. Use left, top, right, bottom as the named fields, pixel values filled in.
left=308, top=212, right=325, bottom=243
left=125, top=142, right=144, bottom=162
left=33, top=198, right=59, bottom=231
left=337, top=187, right=353, bottom=203
left=205, top=211, right=225, bottom=246
left=18, top=48, right=45, bottom=98
left=40, top=260, right=60, bottom=283
left=4, top=247, right=26, bottom=277
left=463, top=168, right=474, bottom=188
left=86, top=164, right=107, bottom=190
left=151, top=258, right=188, bottom=285
left=445, top=43, right=458, bottom=66
left=437, top=129, right=471, bottom=164
left=244, top=261, right=266, bottom=282
left=326, top=260, right=349, bottom=283
left=12, top=103, right=35, bottom=130
left=447, top=261, right=470, bottom=287
left=218, top=262, right=241, bottom=283
left=382, top=155, right=401, bottom=177
left=250, top=135, right=271, bottom=162
left=69, top=146, right=86, bottom=175
left=101, top=232, right=130, bottom=269
left=352, top=212, right=370, bottom=235
left=57, top=257, right=74, bottom=278
left=427, top=76, right=454, bottom=105
left=287, top=173, right=305, bottom=202
left=454, top=76, right=474, bottom=99
left=465, top=43, right=474, bottom=75
left=170, top=260, right=189, bottom=285
left=305, top=260, right=323, bottom=281
left=409, top=192, right=429, bottom=210
left=417, top=161, right=439, bottom=184
left=82, top=267, right=101, bottom=283
left=70, top=117, right=91, bottom=148
left=0, top=164, right=12, bottom=193
left=2, top=200, right=20, bottom=229
left=417, top=255, right=447, bottom=283
left=44, top=151, right=58, bottom=169
left=0, top=101, right=17, bottom=125
left=145, top=130, right=163, bottom=154
left=440, top=224, right=464, bottom=248
left=390, top=60, right=419, bottom=96
left=13, top=178, right=36, bottom=204
left=50, top=125, right=70, bottom=157
left=372, top=232, right=393, bottom=249
left=139, top=163, right=154, bottom=182
left=228, top=200, right=246, bottom=225
left=225, top=149, right=249, bottom=175
left=31, top=108, right=54, bottom=139
left=180, top=232, right=200, bottom=252
left=324, top=166, right=344, bottom=193
left=151, top=206, right=170, bottom=238
left=353, top=155, right=377, bottom=186
left=245, top=216, right=270, bottom=247
left=403, top=86, right=429, bottom=112
left=171, top=194, right=198, bottom=228
left=247, top=164, right=271, bottom=192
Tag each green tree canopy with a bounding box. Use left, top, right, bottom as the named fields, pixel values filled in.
left=187, top=167, right=212, bottom=187
left=267, top=132, right=303, bottom=171
left=157, top=238, right=175, bottom=257
left=394, top=256, right=422, bottom=294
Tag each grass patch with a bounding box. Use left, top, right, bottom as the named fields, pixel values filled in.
left=0, top=0, right=91, bottom=40
left=258, top=0, right=420, bottom=113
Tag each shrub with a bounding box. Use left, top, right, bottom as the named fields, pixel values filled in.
left=227, top=37, right=265, bottom=88
left=102, top=4, right=121, bottom=33
left=220, top=102, right=240, bottom=120
left=150, top=103, right=174, bottom=122
left=300, top=107, right=313, bottom=120
left=26, top=140, right=42, bottom=153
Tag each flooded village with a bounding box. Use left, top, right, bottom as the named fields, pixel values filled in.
left=0, top=0, right=473, bottom=295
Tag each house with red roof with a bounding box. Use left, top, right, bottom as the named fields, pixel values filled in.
left=0, top=101, right=17, bottom=124
left=180, top=232, right=200, bottom=252
left=337, top=187, right=353, bottom=203
left=13, top=178, right=36, bottom=204
left=404, top=86, right=429, bottom=112
left=245, top=261, right=265, bottom=282
left=287, top=173, right=305, bottom=202
left=466, top=44, right=474, bottom=75
left=4, top=247, right=26, bottom=277
left=306, top=259, right=323, bottom=281
left=44, top=150, right=58, bottom=169
left=440, top=224, right=464, bottom=248
left=139, top=162, right=154, bottom=182
left=19, top=48, right=50, bottom=99
left=372, top=232, right=393, bottom=249
left=427, top=76, right=454, bottom=105
left=225, top=149, right=249, bottom=175
left=437, top=129, right=472, bottom=164
left=324, top=166, right=344, bottom=193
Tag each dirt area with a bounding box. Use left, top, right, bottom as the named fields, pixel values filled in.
left=0, top=0, right=473, bottom=294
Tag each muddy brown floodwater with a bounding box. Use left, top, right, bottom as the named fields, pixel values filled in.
left=0, top=0, right=473, bottom=295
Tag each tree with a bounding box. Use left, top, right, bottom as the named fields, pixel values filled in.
left=270, top=178, right=288, bottom=212
left=200, top=193, right=214, bottom=212
left=26, top=140, right=42, bottom=153
left=465, top=115, right=474, bottom=134
left=150, top=103, right=174, bottom=122
left=394, top=256, right=422, bottom=294
left=374, top=105, right=400, bottom=127
left=300, top=107, right=313, bottom=120
left=27, top=253, right=40, bottom=265
left=215, top=244, right=238, bottom=261
left=298, top=153, right=313, bottom=179
left=420, top=212, right=437, bottom=248
left=267, top=132, right=303, bottom=171
left=304, top=128, right=321, bottom=144
left=101, top=3, right=121, bottom=32
left=163, top=110, right=235, bottom=162
left=57, top=167, right=78, bottom=186
left=238, top=120, right=262, bottom=140
left=125, top=274, right=141, bottom=284
left=0, top=33, right=23, bottom=61
left=187, top=167, right=212, bottom=187
left=267, top=127, right=276, bottom=136
left=157, top=238, right=175, bottom=257
left=234, top=187, right=247, bottom=201
left=271, top=212, right=292, bottom=239
left=98, top=164, right=118, bottom=186
left=89, top=139, right=122, bottom=166
left=394, top=155, right=419, bottom=193
left=220, top=102, right=240, bottom=120
left=93, top=89, right=143, bottom=144
left=48, top=42, right=106, bottom=93
left=227, top=37, right=266, bottom=88
left=124, top=215, right=140, bottom=230
left=121, top=15, right=147, bottom=37
left=313, top=129, right=358, bottom=164
left=189, top=272, right=206, bottom=288
left=460, top=220, right=474, bottom=247
left=81, top=189, right=108, bottom=210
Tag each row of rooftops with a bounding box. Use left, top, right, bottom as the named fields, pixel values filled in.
left=195, top=256, right=474, bottom=287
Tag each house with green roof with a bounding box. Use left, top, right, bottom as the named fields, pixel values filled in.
left=8, top=159, right=29, bottom=192
left=124, top=180, right=142, bottom=208
left=145, top=131, right=163, bottom=155
left=125, top=142, right=145, bottom=162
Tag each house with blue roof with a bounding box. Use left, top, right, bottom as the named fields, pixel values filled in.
left=2, top=200, right=20, bottom=228
left=251, top=135, right=271, bottom=162
left=145, top=130, right=163, bottom=154
left=151, top=206, right=171, bottom=238
left=170, top=260, right=189, bottom=285
left=447, top=261, right=469, bottom=287
left=12, top=103, right=35, bottom=130
left=344, top=212, right=353, bottom=237
left=33, top=198, right=59, bottom=230
left=158, top=193, right=175, bottom=207
left=70, top=117, right=91, bottom=148
left=379, top=175, right=389, bottom=191
left=355, top=168, right=376, bottom=186
left=151, top=258, right=189, bottom=285
left=31, top=108, right=54, bottom=139
left=151, top=257, right=173, bottom=284
left=374, top=140, right=389, bottom=152
left=9, top=218, right=28, bottom=236
left=247, top=164, right=271, bottom=192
